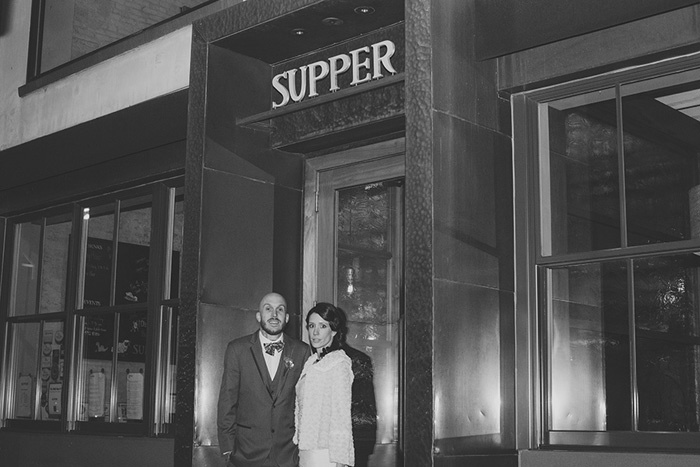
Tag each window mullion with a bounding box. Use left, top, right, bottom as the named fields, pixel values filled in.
left=616, top=83, right=629, bottom=249
left=627, top=258, right=639, bottom=432
left=107, top=200, right=121, bottom=423
left=35, top=218, right=47, bottom=315
left=65, top=204, right=89, bottom=431
left=148, top=184, right=172, bottom=435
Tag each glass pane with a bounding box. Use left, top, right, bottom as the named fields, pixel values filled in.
left=7, top=322, right=40, bottom=419
left=11, top=221, right=42, bottom=316
left=39, top=0, right=213, bottom=74
left=168, top=196, right=184, bottom=300
left=84, top=205, right=116, bottom=308
left=621, top=77, right=700, bottom=247
left=116, top=198, right=152, bottom=305
left=547, top=261, right=631, bottom=431
left=115, top=312, right=147, bottom=422
left=338, top=182, right=390, bottom=253
left=335, top=181, right=400, bottom=454
left=162, top=307, right=178, bottom=427
left=40, top=321, right=66, bottom=420
left=542, top=89, right=621, bottom=256
left=78, top=315, right=115, bottom=421
left=633, top=254, right=700, bottom=432
left=39, top=215, right=72, bottom=314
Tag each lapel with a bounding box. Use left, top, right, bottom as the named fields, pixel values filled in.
left=249, top=332, right=273, bottom=399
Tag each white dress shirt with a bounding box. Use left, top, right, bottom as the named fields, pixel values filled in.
left=259, top=331, right=283, bottom=379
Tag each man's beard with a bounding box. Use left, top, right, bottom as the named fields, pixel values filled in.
left=261, top=320, right=285, bottom=336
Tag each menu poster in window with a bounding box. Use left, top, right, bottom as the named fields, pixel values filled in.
left=84, top=315, right=114, bottom=361
left=83, top=237, right=180, bottom=308
left=115, top=241, right=149, bottom=305
left=117, top=312, right=147, bottom=363
left=84, top=237, right=113, bottom=308
left=84, top=313, right=147, bottom=363
left=16, top=374, right=33, bottom=418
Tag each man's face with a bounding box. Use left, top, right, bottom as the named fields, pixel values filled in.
left=256, top=293, right=289, bottom=339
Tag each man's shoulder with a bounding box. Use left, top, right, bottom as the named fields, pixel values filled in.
left=283, top=334, right=310, bottom=356
left=283, top=333, right=304, bottom=345
left=226, top=332, right=257, bottom=349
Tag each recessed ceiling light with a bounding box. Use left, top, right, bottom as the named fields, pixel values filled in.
left=322, top=17, right=344, bottom=26
left=354, top=6, right=375, bottom=15
left=290, top=28, right=306, bottom=36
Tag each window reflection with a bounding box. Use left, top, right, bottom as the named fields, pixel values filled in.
left=543, top=89, right=621, bottom=256
left=11, top=222, right=42, bottom=316
left=40, top=217, right=72, bottom=314
left=38, top=0, right=213, bottom=74
left=547, top=261, right=630, bottom=431
left=633, top=254, right=700, bottom=432
left=10, top=322, right=41, bottom=419
left=335, top=180, right=402, bottom=449
left=84, top=205, right=116, bottom=308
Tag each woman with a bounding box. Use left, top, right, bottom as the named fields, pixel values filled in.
left=294, top=303, right=354, bottom=467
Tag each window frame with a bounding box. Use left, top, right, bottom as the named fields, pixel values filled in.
left=24, top=0, right=219, bottom=89
left=513, top=52, right=700, bottom=451
left=0, top=179, right=182, bottom=436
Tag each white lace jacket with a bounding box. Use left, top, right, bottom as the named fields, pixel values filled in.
left=294, top=349, right=355, bottom=466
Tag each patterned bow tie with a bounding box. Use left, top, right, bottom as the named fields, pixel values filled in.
left=264, top=341, right=284, bottom=356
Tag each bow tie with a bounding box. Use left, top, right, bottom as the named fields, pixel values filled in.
left=264, top=341, right=284, bottom=356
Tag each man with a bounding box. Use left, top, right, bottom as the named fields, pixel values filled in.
left=337, top=307, right=378, bottom=467
left=217, top=293, right=311, bottom=467
left=342, top=343, right=377, bottom=467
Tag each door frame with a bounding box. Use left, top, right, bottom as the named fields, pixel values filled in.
left=302, top=138, right=406, bottom=331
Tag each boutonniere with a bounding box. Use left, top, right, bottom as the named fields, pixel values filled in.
left=283, top=356, right=294, bottom=370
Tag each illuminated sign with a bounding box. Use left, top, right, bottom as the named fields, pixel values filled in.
left=272, top=39, right=397, bottom=109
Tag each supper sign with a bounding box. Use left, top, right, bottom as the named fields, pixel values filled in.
left=272, top=39, right=397, bottom=109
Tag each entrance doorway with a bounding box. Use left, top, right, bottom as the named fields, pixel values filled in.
left=303, top=140, right=405, bottom=466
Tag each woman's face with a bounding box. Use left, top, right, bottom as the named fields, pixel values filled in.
left=307, top=312, right=337, bottom=350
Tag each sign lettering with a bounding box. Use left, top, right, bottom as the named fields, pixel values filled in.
left=272, top=39, right=397, bottom=109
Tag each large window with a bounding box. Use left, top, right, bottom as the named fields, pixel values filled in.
left=0, top=181, right=183, bottom=435
left=29, top=0, right=215, bottom=76
left=520, top=63, right=700, bottom=449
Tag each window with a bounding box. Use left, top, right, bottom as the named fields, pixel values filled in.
left=518, top=62, right=700, bottom=449
left=29, top=0, right=215, bottom=76
left=1, top=182, right=183, bottom=435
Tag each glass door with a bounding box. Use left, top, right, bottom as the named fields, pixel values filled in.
left=304, top=144, right=404, bottom=467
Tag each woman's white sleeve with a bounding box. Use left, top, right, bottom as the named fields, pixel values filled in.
left=328, top=360, right=354, bottom=466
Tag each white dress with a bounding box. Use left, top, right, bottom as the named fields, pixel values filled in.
left=294, top=350, right=354, bottom=467
left=299, top=448, right=334, bottom=467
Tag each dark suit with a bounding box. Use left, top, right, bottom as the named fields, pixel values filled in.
left=342, top=343, right=378, bottom=467
left=218, top=332, right=310, bottom=467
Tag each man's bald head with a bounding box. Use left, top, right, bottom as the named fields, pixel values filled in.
left=256, top=293, right=289, bottom=340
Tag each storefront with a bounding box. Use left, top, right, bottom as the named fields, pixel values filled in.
left=3, top=0, right=700, bottom=466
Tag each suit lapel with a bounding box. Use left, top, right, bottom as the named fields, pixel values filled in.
left=271, top=336, right=299, bottom=403
left=249, top=333, right=273, bottom=399
left=271, top=345, right=289, bottom=402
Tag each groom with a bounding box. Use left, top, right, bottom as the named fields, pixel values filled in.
left=217, top=292, right=311, bottom=467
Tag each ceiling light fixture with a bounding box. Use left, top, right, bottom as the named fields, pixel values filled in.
left=290, top=28, right=306, bottom=36
left=322, top=16, right=344, bottom=26
left=354, top=6, right=375, bottom=15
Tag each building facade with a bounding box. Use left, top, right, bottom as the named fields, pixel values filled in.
left=1, top=1, right=700, bottom=466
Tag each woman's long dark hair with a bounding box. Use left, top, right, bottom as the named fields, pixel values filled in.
left=306, top=302, right=347, bottom=358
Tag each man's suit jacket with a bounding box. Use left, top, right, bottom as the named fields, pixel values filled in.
left=217, top=332, right=310, bottom=467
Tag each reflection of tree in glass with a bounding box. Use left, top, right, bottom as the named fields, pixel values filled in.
left=633, top=255, right=700, bottom=432
left=634, top=257, right=696, bottom=335
left=337, top=183, right=392, bottom=332
left=337, top=255, right=387, bottom=327
left=338, top=183, right=389, bottom=252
